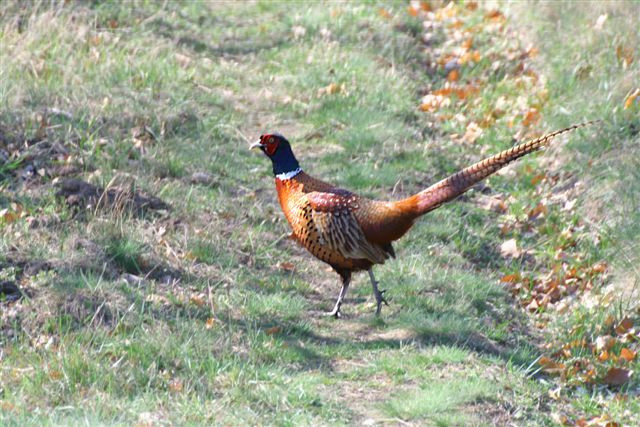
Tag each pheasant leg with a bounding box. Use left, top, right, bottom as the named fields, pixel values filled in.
left=324, top=277, right=350, bottom=318
left=368, top=269, right=389, bottom=315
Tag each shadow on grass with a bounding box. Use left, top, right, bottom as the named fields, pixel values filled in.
left=149, top=18, right=290, bottom=58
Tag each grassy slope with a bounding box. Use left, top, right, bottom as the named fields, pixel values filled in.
left=1, top=1, right=637, bottom=425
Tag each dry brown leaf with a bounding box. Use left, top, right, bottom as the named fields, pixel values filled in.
left=615, top=317, right=633, bottom=335
left=530, top=173, right=545, bottom=186
left=522, top=109, right=540, bottom=127
left=205, top=317, right=216, bottom=330
left=602, top=367, right=631, bottom=386
left=484, top=9, right=505, bottom=22
left=500, top=273, right=520, bottom=283
left=49, top=370, right=63, bottom=380
left=620, top=347, right=636, bottom=362
left=169, top=379, right=183, bottom=392
left=624, top=88, right=640, bottom=110
left=265, top=326, right=282, bottom=335
left=190, top=294, right=205, bottom=307
left=528, top=202, right=548, bottom=219
left=378, top=8, right=392, bottom=19
left=616, top=44, right=634, bottom=68
left=1, top=208, right=19, bottom=224
left=318, top=82, right=346, bottom=97
left=462, top=121, right=482, bottom=144
left=407, top=2, right=421, bottom=17
left=538, top=356, right=565, bottom=374
left=590, top=262, right=607, bottom=274
left=279, top=262, right=295, bottom=272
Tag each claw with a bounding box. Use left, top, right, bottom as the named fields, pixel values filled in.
left=379, top=289, right=389, bottom=306
left=324, top=308, right=342, bottom=319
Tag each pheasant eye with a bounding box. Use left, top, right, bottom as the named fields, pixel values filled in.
left=264, top=136, right=278, bottom=155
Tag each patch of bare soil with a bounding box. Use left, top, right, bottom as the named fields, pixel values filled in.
left=56, top=178, right=169, bottom=215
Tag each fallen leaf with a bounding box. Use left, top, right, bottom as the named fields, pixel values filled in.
left=620, top=347, right=636, bottom=362
left=419, top=93, right=450, bottom=112
left=500, top=273, right=520, bottom=283
left=292, top=25, right=306, bottom=39
left=616, top=44, right=634, bottom=68
left=595, top=335, right=616, bottom=352
left=615, top=317, right=633, bottom=335
left=500, top=238, right=521, bottom=258
left=624, top=88, right=640, bottom=110
left=462, top=121, right=482, bottom=143
left=407, top=1, right=421, bottom=16
left=317, top=82, right=346, bottom=97
left=590, top=262, right=607, bottom=274
left=190, top=294, right=205, bottom=307
left=538, top=356, right=565, bottom=374
left=278, top=262, right=295, bottom=272
left=205, top=317, right=216, bottom=330
left=169, top=379, right=183, bottom=392
left=602, top=367, right=631, bottom=386
left=530, top=173, right=546, bottom=186
left=593, top=13, right=608, bottom=30
left=528, top=202, right=548, bottom=219
left=522, top=109, right=540, bottom=127
left=1, top=208, right=19, bottom=224
left=265, top=326, right=282, bottom=335
left=378, top=8, right=392, bottom=19
left=526, top=298, right=539, bottom=312
left=49, top=370, right=63, bottom=380
left=484, top=9, right=505, bottom=22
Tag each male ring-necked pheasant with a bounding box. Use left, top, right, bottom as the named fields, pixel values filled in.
left=251, top=122, right=596, bottom=317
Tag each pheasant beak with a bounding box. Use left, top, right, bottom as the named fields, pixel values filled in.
left=249, top=140, right=264, bottom=151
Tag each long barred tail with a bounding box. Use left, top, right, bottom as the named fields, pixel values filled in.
left=399, top=121, right=599, bottom=217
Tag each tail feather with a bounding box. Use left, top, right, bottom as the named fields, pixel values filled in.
left=398, top=121, right=599, bottom=217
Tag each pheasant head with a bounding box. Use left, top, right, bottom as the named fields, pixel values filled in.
left=251, top=133, right=301, bottom=178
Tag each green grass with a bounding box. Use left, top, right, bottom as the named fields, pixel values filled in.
left=1, top=1, right=638, bottom=425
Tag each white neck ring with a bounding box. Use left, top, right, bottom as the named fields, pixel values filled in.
left=275, top=168, right=302, bottom=180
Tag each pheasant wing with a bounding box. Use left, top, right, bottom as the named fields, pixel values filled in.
left=306, top=191, right=389, bottom=264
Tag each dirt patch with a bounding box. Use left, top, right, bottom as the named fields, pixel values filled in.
left=0, top=117, right=82, bottom=186
left=463, top=401, right=514, bottom=426
left=0, top=281, right=22, bottom=302
left=56, top=178, right=170, bottom=215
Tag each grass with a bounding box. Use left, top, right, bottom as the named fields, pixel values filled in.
left=1, top=1, right=638, bottom=425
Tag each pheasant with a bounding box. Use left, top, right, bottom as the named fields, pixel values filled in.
left=251, top=122, right=596, bottom=317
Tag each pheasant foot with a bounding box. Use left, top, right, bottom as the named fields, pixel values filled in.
left=368, top=269, right=389, bottom=316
